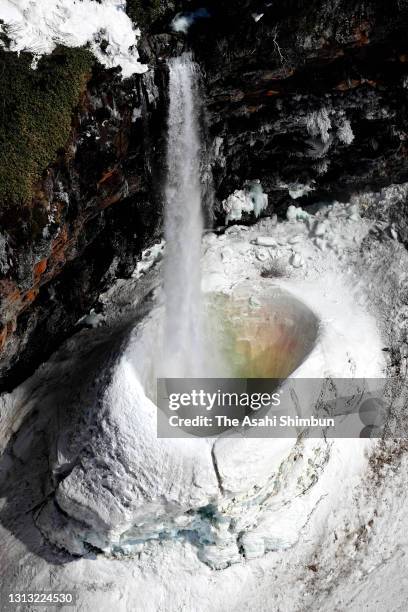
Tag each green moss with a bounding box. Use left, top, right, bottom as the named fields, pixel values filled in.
left=126, top=0, right=163, bottom=29
left=0, top=46, right=94, bottom=213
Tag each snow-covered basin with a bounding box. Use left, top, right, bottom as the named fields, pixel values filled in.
left=35, top=201, right=385, bottom=567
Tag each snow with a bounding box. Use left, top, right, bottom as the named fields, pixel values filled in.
left=0, top=0, right=147, bottom=78
left=171, top=9, right=210, bottom=33
left=131, top=240, right=164, bottom=279
left=256, top=236, right=277, bottom=247
left=285, top=203, right=310, bottom=222
left=337, top=118, right=355, bottom=144
left=171, top=14, right=192, bottom=34
left=2, top=187, right=408, bottom=609
left=41, top=356, right=219, bottom=554
left=11, top=198, right=385, bottom=567
left=203, top=200, right=385, bottom=379
left=76, top=308, right=104, bottom=328
left=305, top=108, right=332, bottom=143
left=280, top=181, right=315, bottom=199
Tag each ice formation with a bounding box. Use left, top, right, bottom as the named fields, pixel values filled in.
left=305, top=108, right=332, bottom=143
left=0, top=0, right=147, bottom=78
left=279, top=181, right=315, bottom=199
left=337, top=118, right=355, bottom=144
left=25, top=197, right=386, bottom=570
left=223, top=180, right=268, bottom=223
left=2, top=184, right=408, bottom=609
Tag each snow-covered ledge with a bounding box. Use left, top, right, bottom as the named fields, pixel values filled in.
left=0, top=0, right=147, bottom=77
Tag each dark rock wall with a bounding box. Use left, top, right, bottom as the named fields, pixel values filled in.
left=2, top=0, right=408, bottom=388
left=0, top=60, right=166, bottom=390
left=177, top=0, right=408, bottom=220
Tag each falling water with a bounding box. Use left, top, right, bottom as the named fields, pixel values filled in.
left=163, top=53, right=204, bottom=377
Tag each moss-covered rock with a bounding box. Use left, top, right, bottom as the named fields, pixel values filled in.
left=0, top=46, right=94, bottom=215
left=126, top=0, right=169, bottom=29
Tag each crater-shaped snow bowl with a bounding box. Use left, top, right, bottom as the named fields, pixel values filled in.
left=206, top=285, right=320, bottom=379
left=164, top=285, right=320, bottom=436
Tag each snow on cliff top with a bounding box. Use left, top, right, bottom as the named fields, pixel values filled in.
left=0, top=0, right=147, bottom=77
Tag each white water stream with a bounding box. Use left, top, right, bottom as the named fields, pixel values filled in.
left=163, top=53, right=204, bottom=377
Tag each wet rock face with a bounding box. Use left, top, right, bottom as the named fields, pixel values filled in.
left=0, top=64, right=166, bottom=391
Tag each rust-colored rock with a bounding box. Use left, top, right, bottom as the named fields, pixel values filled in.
left=353, top=21, right=370, bottom=46
left=334, top=79, right=362, bottom=91
left=34, top=258, right=48, bottom=284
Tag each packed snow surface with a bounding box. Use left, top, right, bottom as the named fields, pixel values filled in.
left=0, top=0, right=147, bottom=77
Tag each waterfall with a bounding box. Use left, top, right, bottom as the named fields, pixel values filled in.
left=163, top=53, right=204, bottom=377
